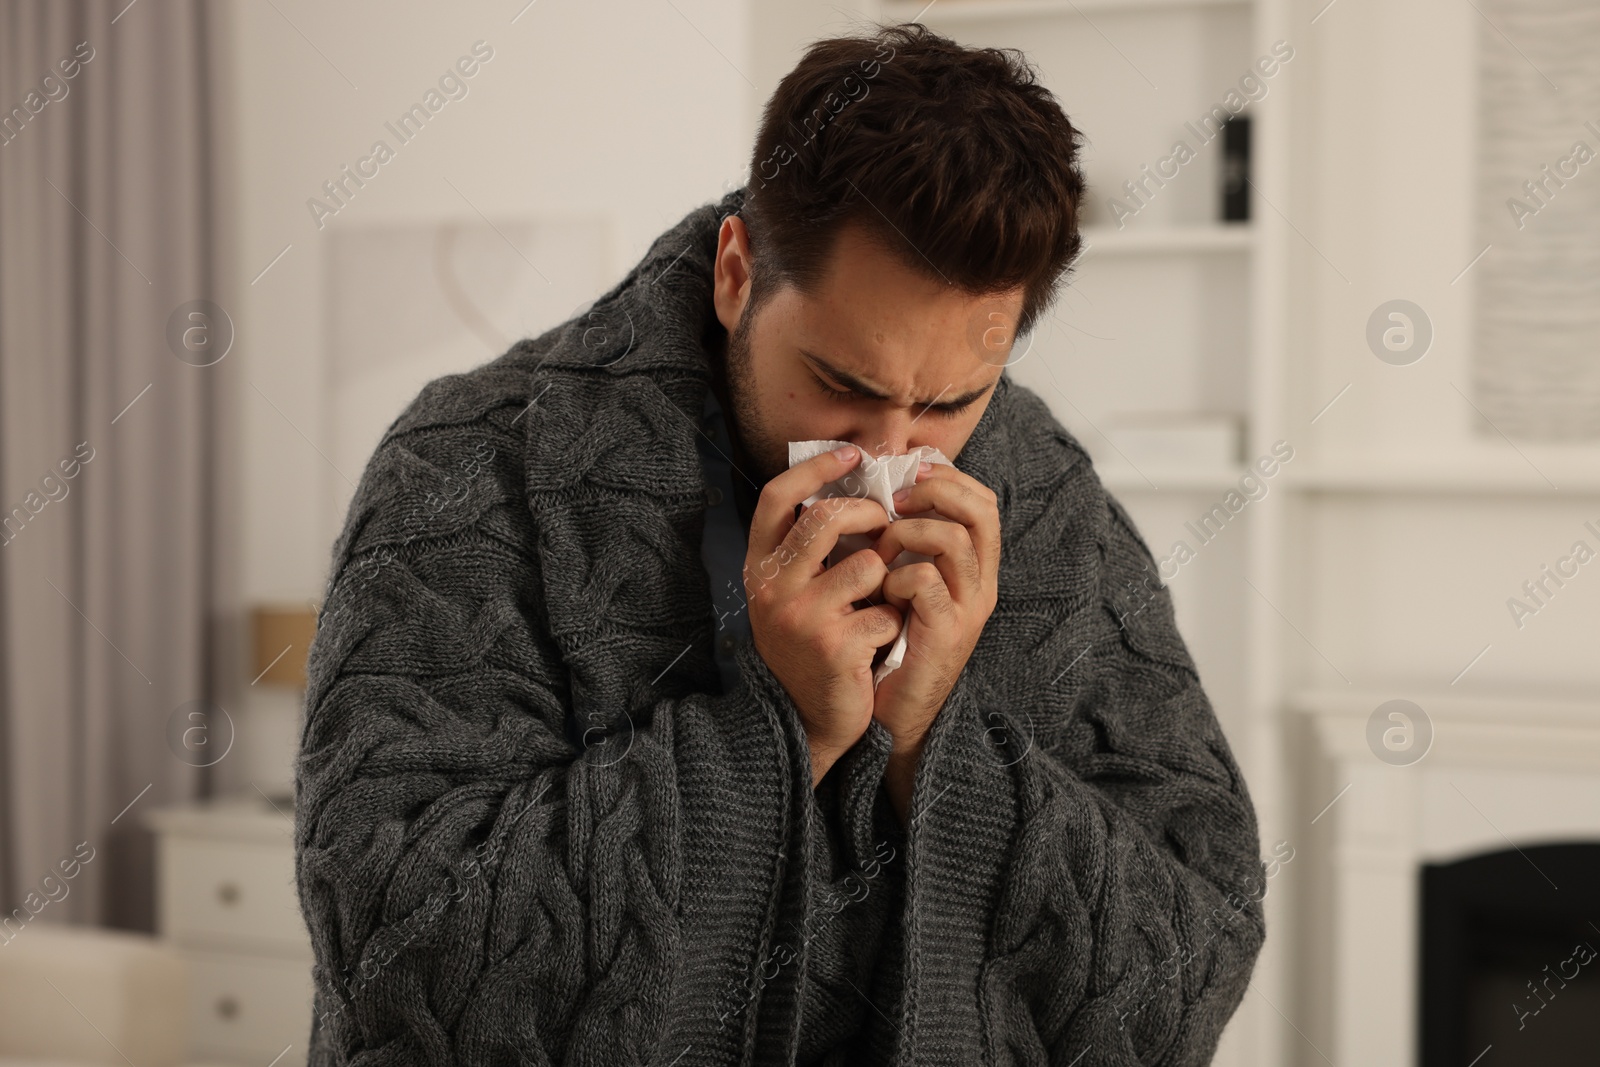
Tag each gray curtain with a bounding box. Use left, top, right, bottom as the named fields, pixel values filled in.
left=0, top=0, right=239, bottom=932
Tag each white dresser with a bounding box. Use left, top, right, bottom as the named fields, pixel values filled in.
left=143, top=797, right=315, bottom=1067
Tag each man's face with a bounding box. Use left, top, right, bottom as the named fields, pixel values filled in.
left=711, top=215, right=1023, bottom=486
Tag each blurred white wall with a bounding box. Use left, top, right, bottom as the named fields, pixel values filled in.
left=216, top=0, right=769, bottom=791
left=221, top=0, right=758, bottom=607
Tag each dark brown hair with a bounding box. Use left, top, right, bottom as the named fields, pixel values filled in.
left=741, top=21, right=1087, bottom=342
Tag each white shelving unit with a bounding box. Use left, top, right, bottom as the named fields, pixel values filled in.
left=862, top=3, right=1293, bottom=1065
left=753, top=4, right=1600, bottom=1064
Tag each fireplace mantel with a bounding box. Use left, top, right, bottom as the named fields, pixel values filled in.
left=1288, top=688, right=1600, bottom=1066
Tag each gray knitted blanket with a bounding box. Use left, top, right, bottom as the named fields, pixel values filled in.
left=294, top=187, right=1266, bottom=1066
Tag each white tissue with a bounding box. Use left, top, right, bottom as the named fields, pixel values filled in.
left=786, top=439, right=953, bottom=687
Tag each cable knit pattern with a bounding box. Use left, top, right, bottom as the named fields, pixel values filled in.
left=293, top=187, right=1266, bottom=1067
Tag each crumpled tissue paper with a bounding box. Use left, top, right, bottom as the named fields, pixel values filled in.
left=787, top=439, right=953, bottom=686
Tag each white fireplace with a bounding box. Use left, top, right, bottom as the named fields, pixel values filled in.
left=1290, top=688, right=1600, bottom=1066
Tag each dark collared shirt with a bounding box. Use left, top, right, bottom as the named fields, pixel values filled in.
left=697, top=385, right=753, bottom=693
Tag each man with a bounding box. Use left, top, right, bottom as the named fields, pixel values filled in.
left=295, top=22, right=1266, bottom=1067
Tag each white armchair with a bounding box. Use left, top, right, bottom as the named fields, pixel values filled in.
left=0, top=922, right=189, bottom=1067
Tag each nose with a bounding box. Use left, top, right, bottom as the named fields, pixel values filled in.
left=854, top=406, right=916, bottom=458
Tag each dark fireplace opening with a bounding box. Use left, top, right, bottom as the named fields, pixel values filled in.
left=1421, top=841, right=1600, bottom=1067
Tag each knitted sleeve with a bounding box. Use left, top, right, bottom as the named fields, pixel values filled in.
left=291, top=393, right=821, bottom=1066
left=894, top=478, right=1268, bottom=1065
left=789, top=745, right=909, bottom=1064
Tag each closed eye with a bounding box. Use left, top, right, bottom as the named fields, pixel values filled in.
left=811, top=373, right=971, bottom=419
left=926, top=400, right=973, bottom=419
left=810, top=373, right=854, bottom=401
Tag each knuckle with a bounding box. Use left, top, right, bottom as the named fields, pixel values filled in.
left=845, top=497, right=877, bottom=526
left=898, top=518, right=930, bottom=543
left=849, top=547, right=887, bottom=582
left=805, top=503, right=831, bottom=532
left=813, top=498, right=849, bottom=532
left=825, top=502, right=864, bottom=531
left=874, top=607, right=903, bottom=637
left=846, top=610, right=883, bottom=642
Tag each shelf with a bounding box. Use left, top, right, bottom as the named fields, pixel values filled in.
left=1092, top=462, right=1251, bottom=492
left=1282, top=456, right=1600, bottom=496
left=883, top=0, right=1252, bottom=21
left=1091, top=454, right=1600, bottom=496
left=1078, top=223, right=1253, bottom=257
left=1291, top=686, right=1600, bottom=722
left=1291, top=688, right=1600, bottom=778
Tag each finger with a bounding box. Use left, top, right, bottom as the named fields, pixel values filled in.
left=748, top=444, right=862, bottom=558
left=882, top=561, right=956, bottom=626
left=813, top=546, right=891, bottom=609
left=753, top=496, right=890, bottom=598
left=872, top=518, right=981, bottom=605
left=844, top=602, right=904, bottom=651
left=891, top=466, right=1000, bottom=582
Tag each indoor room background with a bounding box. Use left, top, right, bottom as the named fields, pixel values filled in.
left=1, top=1, right=1597, bottom=1065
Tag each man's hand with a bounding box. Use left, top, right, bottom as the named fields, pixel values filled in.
left=745, top=445, right=905, bottom=787
left=869, top=464, right=1001, bottom=823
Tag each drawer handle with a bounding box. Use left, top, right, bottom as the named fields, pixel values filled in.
left=215, top=995, right=240, bottom=1020
left=216, top=882, right=241, bottom=905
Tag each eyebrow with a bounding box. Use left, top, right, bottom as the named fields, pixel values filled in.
left=799, top=349, right=994, bottom=412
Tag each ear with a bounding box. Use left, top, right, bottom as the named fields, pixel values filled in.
left=713, top=214, right=754, bottom=333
